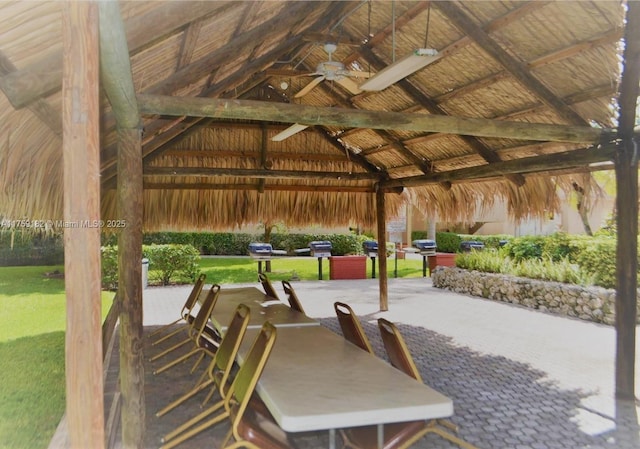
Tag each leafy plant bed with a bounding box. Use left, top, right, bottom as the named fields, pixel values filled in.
left=431, top=267, right=640, bottom=325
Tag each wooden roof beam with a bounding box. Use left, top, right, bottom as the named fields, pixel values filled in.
left=99, top=1, right=139, bottom=129
left=435, top=1, right=587, bottom=126
left=156, top=149, right=355, bottom=163
left=137, top=95, right=604, bottom=143
left=144, top=167, right=382, bottom=181
left=380, top=145, right=616, bottom=189
left=139, top=183, right=382, bottom=194
left=0, top=50, right=61, bottom=136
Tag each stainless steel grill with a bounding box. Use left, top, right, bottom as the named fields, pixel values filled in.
left=362, top=240, right=378, bottom=257
left=460, top=241, right=485, bottom=252
left=309, top=240, right=332, bottom=258
left=412, top=239, right=437, bottom=255
left=309, top=240, right=332, bottom=280
left=248, top=242, right=273, bottom=260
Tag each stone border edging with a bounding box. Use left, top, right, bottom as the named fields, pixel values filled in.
left=431, top=267, right=640, bottom=325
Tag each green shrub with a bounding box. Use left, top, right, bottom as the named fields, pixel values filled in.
left=411, top=230, right=430, bottom=241
left=100, top=246, right=119, bottom=290
left=144, top=244, right=200, bottom=285
left=435, top=232, right=462, bottom=253
left=0, top=231, right=64, bottom=266
left=101, top=244, right=200, bottom=287
left=574, top=238, right=617, bottom=288
left=540, top=232, right=589, bottom=262
left=504, top=235, right=545, bottom=262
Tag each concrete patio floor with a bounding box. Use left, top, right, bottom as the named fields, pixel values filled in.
left=123, top=277, right=640, bottom=449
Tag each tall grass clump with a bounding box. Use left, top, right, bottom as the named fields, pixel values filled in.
left=455, top=250, right=510, bottom=273
left=513, top=257, right=587, bottom=285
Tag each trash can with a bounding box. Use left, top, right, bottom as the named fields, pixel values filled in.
left=141, top=258, right=149, bottom=289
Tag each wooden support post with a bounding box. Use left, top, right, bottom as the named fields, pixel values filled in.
left=62, top=2, right=104, bottom=448
left=117, top=127, right=145, bottom=447
left=376, top=189, right=388, bottom=311
left=98, top=1, right=145, bottom=445
left=614, top=0, right=640, bottom=401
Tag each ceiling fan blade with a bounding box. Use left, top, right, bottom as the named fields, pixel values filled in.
left=271, top=123, right=309, bottom=142
left=344, top=70, right=373, bottom=78
left=336, top=77, right=362, bottom=95
left=294, top=75, right=325, bottom=98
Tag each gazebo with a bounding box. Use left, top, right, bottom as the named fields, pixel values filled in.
left=0, top=1, right=637, bottom=448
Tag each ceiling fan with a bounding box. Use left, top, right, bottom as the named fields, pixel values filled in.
left=271, top=42, right=372, bottom=142
left=291, top=43, right=372, bottom=98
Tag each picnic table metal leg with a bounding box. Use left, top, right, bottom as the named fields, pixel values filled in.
left=377, top=424, right=384, bottom=448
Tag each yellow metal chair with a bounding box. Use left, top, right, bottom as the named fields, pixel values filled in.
left=161, top=322, right=294, bottom=449
left=153, top=284, right=221, bottom=375
left=148, top=274, right=206, bottom=346
left=258, top=273, right=280, bottom=300
left=340, top=318, right=479, bottom=449
left=334, top=301, right=373, bottom=353
left=281, top=280, right=305, bottom=314
left=156, top=303, right=250, bottom=419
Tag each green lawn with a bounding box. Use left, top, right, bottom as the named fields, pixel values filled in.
left=0, top=265, right=114, bottom=449
left=196, top=255, right=425, bottom=284
left=0, top=256, right=422, bottom=449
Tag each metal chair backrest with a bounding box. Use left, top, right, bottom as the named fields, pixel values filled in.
left=190, top=284, right=220, bottom=340
left=181, top=274, right=206, bottom=319
left=334, top=301, right=373, bottom=354
left=210, top=304, right=251, bottom=397
left=281, top=280, right=305, bottom=314
left=378, top=318, right=422, bottom=383
left=258, top=273, right=280, bottom=300
left=225, top=322, right=277, bottom=432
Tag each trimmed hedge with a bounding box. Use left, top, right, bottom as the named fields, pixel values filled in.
left=103, top=232, right=371, bottom=256
left=0, top=231, right=64, bottom=266
left=101, top=244, right=200, bottom=288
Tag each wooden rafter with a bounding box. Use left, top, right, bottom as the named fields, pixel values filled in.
left=359, top=82, right=615, bottom=157
left=435, top=1, right=587, bottom=126
left=380, top=145, right=615, bottom=189
left=176, top=20, right=202, bottom=70
left=0, top=50, right=61, bottom=136
left=1, top=1, right=229, bottom=109
left=145, top=2, right=318, bottom=96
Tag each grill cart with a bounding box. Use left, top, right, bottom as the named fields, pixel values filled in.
left=412, top=239, right=437, bottom=277
left=362, top=240, right=379, bottom=279
left=460, top=241, right=485, bottom=252
left=309, top=240, right=332, bottom=280
left=248, top=242, right=288, bottom=273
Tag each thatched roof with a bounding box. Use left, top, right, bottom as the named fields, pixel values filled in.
left=0, top=1, right=625, bottom=231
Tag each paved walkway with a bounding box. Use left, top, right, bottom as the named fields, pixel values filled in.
left=140, top=277, right=640, bottom=449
